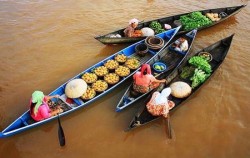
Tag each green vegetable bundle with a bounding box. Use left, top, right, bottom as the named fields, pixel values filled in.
left=180, top=11, right=212, bottom=31
left=149, top=21, right=165, bottom=34
left=188, top=56, right=212, bottom=73
left=180, top=66, right=195, bottom=79
left=190, top=68, right=210, bottom=88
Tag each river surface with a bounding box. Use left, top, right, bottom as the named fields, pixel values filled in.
left=0, top=0, right=250, bottom=158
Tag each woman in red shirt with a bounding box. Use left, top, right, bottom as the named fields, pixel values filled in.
left=133, top=64, right=165, bottom=93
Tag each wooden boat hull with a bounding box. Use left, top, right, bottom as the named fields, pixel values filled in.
left=126, top=34, right=234, bottom=131
left=0, top=27, right=182, bottom=138
left=116, top=29, right=198, bottom=112
left=95, top=5, right=245, bottom=44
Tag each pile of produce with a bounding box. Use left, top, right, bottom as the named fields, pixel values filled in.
left=188, top=56, right=212, bottom=73
left=125, top=58, right=140, bottom=69
left=104, top=73, right=120, bottom=84
left=187, top=56, right=212, bottom=88
left=104, top=60, right=119, bottom=70
left=180, top=66, right=195, bottom=79
left=115, top=54, right=127, bottom=63
left=115, top=66, right=130, bottom=77
left=81, top=87, right=96, bottom=100
left=154, top=64, right=165, bottom=71
left=180, top=11, right=212, bottom=31
left=180, top=56, right=212, bottom=89
left=94, top=66, right=109, bottom=77
left=92, top=80, right=108, bottom=92
left=205, top=13, right=221, bottom=22
left=190, top=68, right=210, bottom=88
left=149, top=21, right=165, bottom=34
left=82, top=73, right=97, bottom=84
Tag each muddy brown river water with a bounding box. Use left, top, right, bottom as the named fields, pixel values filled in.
left=0, top=0, right=250, bottom=158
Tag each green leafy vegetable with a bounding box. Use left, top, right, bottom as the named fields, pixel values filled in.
left=190, top=68, right=210, bottom=88
left=188, top=56, right=212, bottom=73
left=180, top=66, right=195, bottom=79
left=180, top=11, right=212, bottom=31
left=149, top=21, right=165, bottom=34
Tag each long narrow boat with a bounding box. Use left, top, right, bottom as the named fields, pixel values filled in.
left=94, top=5, right=245, bottom=44
left=126, top=34, right=234, bottom=131
left=116, top=29, right=197, bottom=112
left=0, top=27, right=181, bottom=138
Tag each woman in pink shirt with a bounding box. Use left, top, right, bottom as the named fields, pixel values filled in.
left=124, top=18, right=142, bottom=37
left=133, top=64, right=166, bottom=93
left=30, top=91, right=62, bottom=121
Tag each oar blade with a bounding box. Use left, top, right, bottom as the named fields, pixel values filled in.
left=58, top=116, right=66, bottom=147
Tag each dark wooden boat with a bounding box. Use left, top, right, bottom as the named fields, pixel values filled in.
left=126, top=34, right=234, bottom=131
left=0, top=27, right=182, bottom=138
left=116, top=29, right=197, bottom=112
left=94, top=5, right=245, bottom=44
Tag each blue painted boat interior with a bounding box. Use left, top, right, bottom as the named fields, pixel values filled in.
left=115, top=29, right=197, bottom=112
left=0, top=26, right=181, bottom=138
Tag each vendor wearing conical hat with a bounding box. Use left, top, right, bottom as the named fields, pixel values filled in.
left=132, top=64, right=166, bottom=93
left=29, top=91, right=62, bottom=121
left=146, top=87, right=175, bottom=118
left=124, top=18, right=143, bottom=37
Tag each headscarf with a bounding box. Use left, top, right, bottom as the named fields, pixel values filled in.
left=129, top=18, right=139, bottom=25
left=140, top=64, right=151, bottom=77
left=31, top=91, right=45, bottom=116
left=154, top=87, right=171, bottom=105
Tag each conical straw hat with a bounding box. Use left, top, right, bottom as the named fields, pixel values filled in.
left=65, top=79, right=87, bottom=98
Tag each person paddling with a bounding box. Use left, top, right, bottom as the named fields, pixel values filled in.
left=29, top=91, right=63, bottom=121
left=146, top=87, right=175, bottom=118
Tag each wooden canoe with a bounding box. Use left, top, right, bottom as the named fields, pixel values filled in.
left=126, top=34, right=234, bottom=131
left=0, top=27, right=182, bottom=138
left=94, top=5, right=245, bottom=44
left=116, top=29, right=197, bottom=112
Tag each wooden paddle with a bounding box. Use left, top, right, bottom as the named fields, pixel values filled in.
left=164, top=113, right=172, bottom=139
left=58, top=114, right=65, bottom=147
left=56, top=98, right=65, bottom=147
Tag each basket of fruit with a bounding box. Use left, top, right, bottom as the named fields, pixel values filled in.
left=104, top=59, right=119, bottom=72
left=81, top=72, right=98, bottom=84
left=125, top=58, right=140, bottom=70
left=81, top=87, right=96, bottom=100
left=104, top=73, right=120, bottom=85
left=115, top=54, right=127, bottom=64
left=198, top=52, right=212, bottom=62
left=93, top=66, right=109, bottom=78
left=92, top=80, right=108, bottom=93
left=152, top=62, right=167, bottom=73
left=115, top=66, right=130, bottom=77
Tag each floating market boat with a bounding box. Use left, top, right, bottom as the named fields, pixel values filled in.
left=94, top=5, right=245, bottom=44
left=0, top=27, right=181, bottom=138
left=126, top=34, right=234, bottom=131
left=116, top=29, right=197, bottom=112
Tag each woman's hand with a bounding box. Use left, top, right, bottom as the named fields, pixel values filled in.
left=50, top=108, right=63, bottom=116
left=54, top=95, right=60, bottom=98
left=157, top=79, right=166, bottom=83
